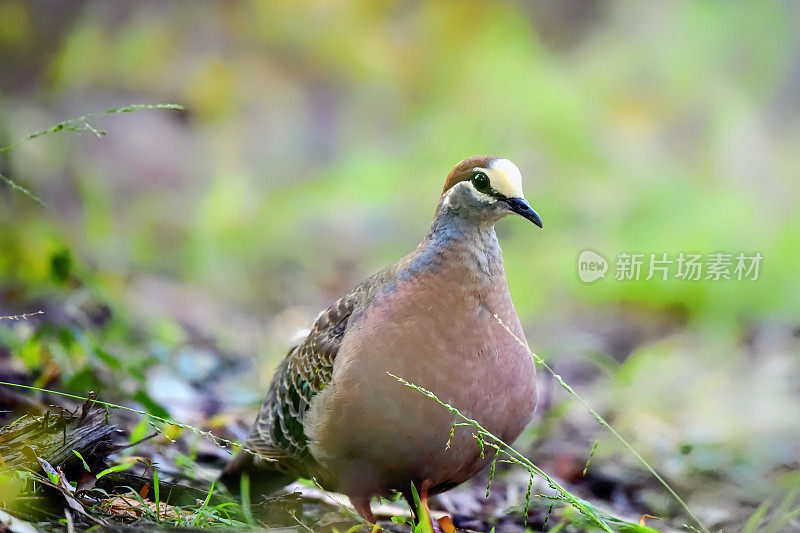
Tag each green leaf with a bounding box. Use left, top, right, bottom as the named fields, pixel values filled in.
left=409, top=482, right=435, bottom=533
left=72, top=450, right=90, bottom=472
left=37, top=457, right=60, bottom=485
left=95, top=461, right=134, bottom=479
left=154, top=467, right=160, bottom=523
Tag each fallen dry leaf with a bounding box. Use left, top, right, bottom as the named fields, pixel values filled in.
left=104, top=491, right=182, bottom=521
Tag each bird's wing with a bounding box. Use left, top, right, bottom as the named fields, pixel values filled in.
left=244, top=281, right=370, bottom=471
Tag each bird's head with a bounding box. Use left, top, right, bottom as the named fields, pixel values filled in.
left=436, top=156, right=542, bottom=228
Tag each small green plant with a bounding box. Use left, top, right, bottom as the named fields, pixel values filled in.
left=742, top=488, right=800, bottom=533
left=409, top=482, right=435, bottom=533
left=191, top=481, right=216, bottom=526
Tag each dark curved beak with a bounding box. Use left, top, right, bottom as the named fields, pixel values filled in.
left=504, top=197, right=542, bottom=228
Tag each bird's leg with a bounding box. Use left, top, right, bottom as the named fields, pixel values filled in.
left=418, top=480, right=433, bottom=528
left=350, top=496, right=376, bottom=525
left=418, top=481, right=455, bottom=533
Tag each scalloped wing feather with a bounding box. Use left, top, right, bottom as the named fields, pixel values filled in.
left=243, top=283, right=369, bottom=476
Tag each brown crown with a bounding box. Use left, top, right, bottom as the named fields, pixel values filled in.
left=440, top=155, right=498, bottom=197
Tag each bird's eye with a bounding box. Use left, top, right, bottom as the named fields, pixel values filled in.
left=471, top=171, right=490, bottom=191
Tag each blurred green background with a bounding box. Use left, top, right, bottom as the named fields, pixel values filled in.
left=1, top=0, right=799, bottom=529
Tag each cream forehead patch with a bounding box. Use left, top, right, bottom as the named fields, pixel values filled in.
left=480, top=158, right=524, bottom=198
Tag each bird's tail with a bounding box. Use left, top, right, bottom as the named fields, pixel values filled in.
left=219, top=450, right=294, bottom=497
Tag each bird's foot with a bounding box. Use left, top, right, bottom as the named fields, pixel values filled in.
left=437, top=515, right=456, bottom=533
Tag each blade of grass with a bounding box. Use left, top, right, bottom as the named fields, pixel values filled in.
left=192, top=481, right=215, bottom=526
left=582, top=439, right=599, bottom=477
left=116, top=485, right=159, bottom=522
left=491, top=313, right=710, bottom=533
left=0, top=172, right=44, bottom=207
left=0, top=104, right=183, bottom=154
left=761, top=488, right=800, bottom=533
left=240, top=472, right=255, bottom=526
left=153, top=467, right=160, bottom=524
left=0, top=103, right=183, bottom=206
left=409, top=482, right=435, bottom=533
left=741, top=501, right=769, bottom=533
left=388, top=372, right=615, bottom=533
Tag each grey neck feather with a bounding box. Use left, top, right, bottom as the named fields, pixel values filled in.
left=404, top=200, right=504, bottom=278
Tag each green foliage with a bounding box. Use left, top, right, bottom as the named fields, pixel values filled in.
left=0, top=2, right=797, bottom=531
left=71, top=450, right=90, bottom=472
left=95, top=461, right=134, bottom=480
left=741, top=489, right=800, bottom=533
left=239, top=472, right=255, bottom=527
left=408, top=482, right=435, bottom=533
left=153, top=466, right=161, bottom=523
left=2, top=3, right=795, bottom=327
